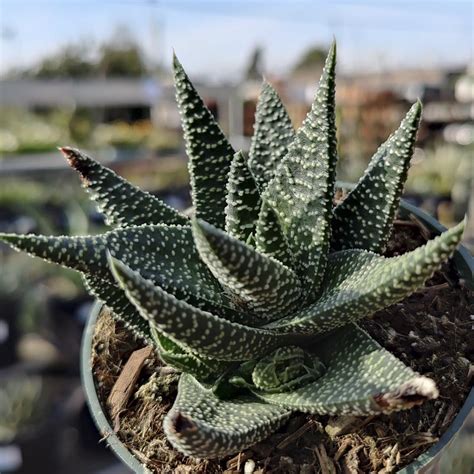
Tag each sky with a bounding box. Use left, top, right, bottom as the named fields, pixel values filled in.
left=0, top=0, right=472, bottom=80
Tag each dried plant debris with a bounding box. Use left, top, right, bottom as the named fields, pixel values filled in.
left=92, top=219, right=473, bottom=474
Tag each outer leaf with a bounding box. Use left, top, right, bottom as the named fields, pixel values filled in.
left=248, top=82, right=295, bottom=191
left=224, top=151, right=261, bottom=243
left=60, top=147, right=187, bottom=227
left=83, top=274, right=153, bottom=342
left=0, top=233, right=105, bottom=274
left=192, top=218, right=302, bottom=320
left=163, top=373, right=291, bottom=458
left=268, top=220, right=465, bottom=334
left=109, top=258, right=288, bottom=361
left=254, top=201, right=294, bottom=268
left=0, top=225, right=244, bottom=322
left=262, top=43, right=338, bottom=299
left=331, top=101, right=422, bottom=252
left=173, top=54, right=235, bottom=229
left=253, top=324, right=438, bottom=415
left=87, top=271, right=226, bottom=381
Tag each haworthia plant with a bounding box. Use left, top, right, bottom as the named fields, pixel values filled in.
left=0, top=42, right=465, bottom=460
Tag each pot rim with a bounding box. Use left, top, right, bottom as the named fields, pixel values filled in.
left=80, top=307, right=150, bottom=473
left=81, top=201, right=474, bottom=473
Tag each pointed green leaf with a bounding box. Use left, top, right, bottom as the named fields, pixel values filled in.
left=60, top=147, right=187, bottom=227
left=262, top=43, right=338, bottom=299
left=163, top=374, right=291, bottom=458
left=268, top=220, right=465, bottom=335
left=0, top=225, right=241, bottom=320
left=173, top=54, right=234, bottom=229
left=254, top=200, right=294, bottom=268
left=0, top=232, right=106, bottom=274
left=83, top=274, right=153, bottom=342
left=224, top=151, right=261, bottom=243
left=331, top=101, right=422, bottom=252
left=86, top=273, right=229, bottom=379
left=192, top=218, right=302, bottom=320
left=253, top=324, right=438, bottom=415
left=248, top=82, right=295, bottom=191
left=109, top=258, right=287, bottom=361
left=249, top=83, right=296, bottom=268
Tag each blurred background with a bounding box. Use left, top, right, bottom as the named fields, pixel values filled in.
left=0, top=0, right=472, bottom=472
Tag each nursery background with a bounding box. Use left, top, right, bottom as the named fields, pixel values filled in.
left=0, top=0, right=472, bottom=472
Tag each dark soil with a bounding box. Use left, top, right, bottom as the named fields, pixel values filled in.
left=91, top=217, right=474, bottom=473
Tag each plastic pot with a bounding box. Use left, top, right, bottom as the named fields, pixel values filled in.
left=81, top=201, right=474, bottom=473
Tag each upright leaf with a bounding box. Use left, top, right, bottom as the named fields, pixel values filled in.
left=253, top=324, right=438, bottom=415
left=173, top=54, right=235, bottom=229
left=254, top=201, right=294, bottom=268
left=331, top=101, right=422, bottom=252
left=268, top=220, right=465, bottom=335
left=109, top=258, right=288, bottom=361
left=163, top=374, right=291, bottom=458
left=60, top=147, right=187, bottom=227
left=248, top=82, right=295, bottom=191
left=225, top=151, right=261, bottom=243
left=192, top=219, right=302, bottom=320
left=262, top=43, right=338, bottom=299
left=250, top=83, right=296, bottom=269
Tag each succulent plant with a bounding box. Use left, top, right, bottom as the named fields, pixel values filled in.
left=0, top=42, right=465, bottom=459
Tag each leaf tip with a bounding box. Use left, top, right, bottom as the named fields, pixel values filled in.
left=408, top=99, right=423, bottom=124
left=59, top=147, right=92, bottom=182
left=166, top=410, right=198, bottom=437
left=172, top=50, right=183, bottom=71
left=58, top=146, right=78, bottom=162
left=327, top=39, right=337, bottom=66
left=373, top=376, right=438, bottom=413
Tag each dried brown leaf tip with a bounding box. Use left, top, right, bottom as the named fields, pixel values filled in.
left=59, top=146, right=92, bottom=185
left=373, top=376, right=439, bottom=412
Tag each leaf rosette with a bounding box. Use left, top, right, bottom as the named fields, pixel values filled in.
left=0, top=42, right=464, bottom=459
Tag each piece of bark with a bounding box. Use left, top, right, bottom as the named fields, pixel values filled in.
left=341, top=445, right=363, bottom=474
left=325, top=415, right=374, bottom=437
left=276, top=419, right=315, bottom=450
left=314, top=444, right=337, bottom=474
left=107, top=346, right=153, bottom=431
left=226, top=452, right=249, bottom=470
